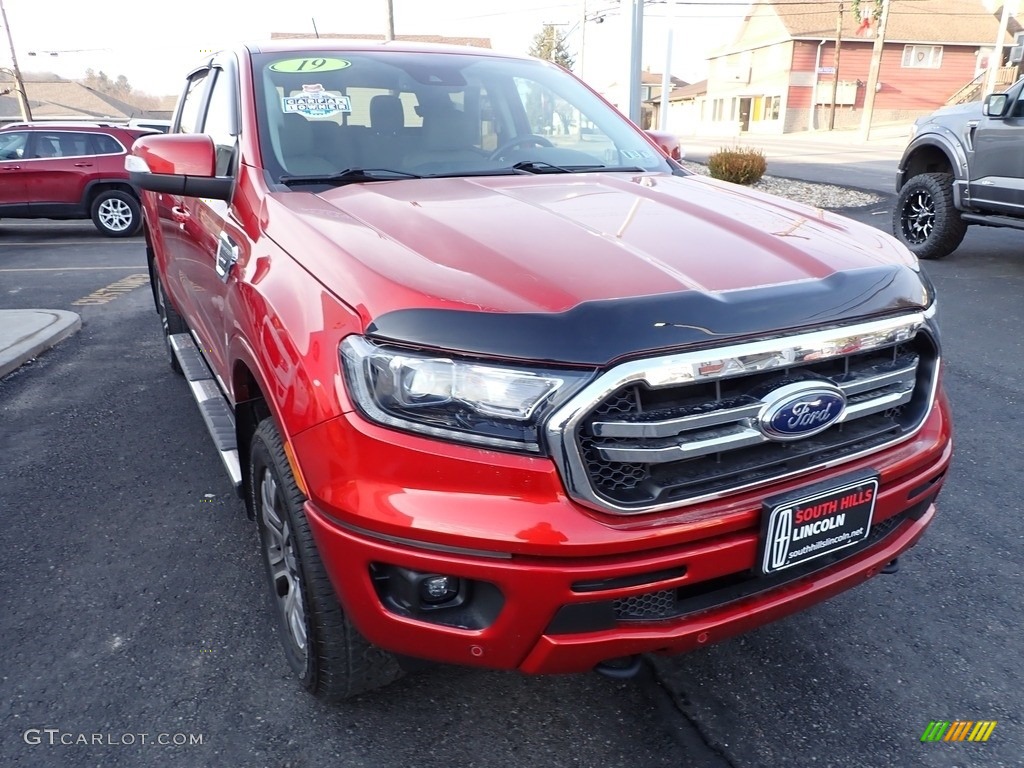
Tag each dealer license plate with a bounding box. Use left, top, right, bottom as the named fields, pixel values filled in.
left=758, top=471, right=879, bottom=576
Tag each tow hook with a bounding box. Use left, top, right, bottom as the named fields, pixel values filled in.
left=594, top=655, right=643, bottom=680
left=881, top=558, right=900, bottom=574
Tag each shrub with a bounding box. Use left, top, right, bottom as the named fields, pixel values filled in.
left=707, top=147, right=767, bottom=185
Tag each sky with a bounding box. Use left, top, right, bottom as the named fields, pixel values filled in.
left=2, top=0, right=749, bottom=96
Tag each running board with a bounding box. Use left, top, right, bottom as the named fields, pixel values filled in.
left=960, top=212, right=1024, bottom=230
left=168, top=333, right=243, bottom=492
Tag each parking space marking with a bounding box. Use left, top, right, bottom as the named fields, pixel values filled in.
left=0, top=266, right=146, bottom=272
left=71, top=274, right=150, bottom=306
left=0, top=241, right=141, bottom=246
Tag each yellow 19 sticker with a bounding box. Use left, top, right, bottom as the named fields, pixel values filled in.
left=269, top=57, right=351, bottom=73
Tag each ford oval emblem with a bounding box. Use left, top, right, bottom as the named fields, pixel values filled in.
left=757, top=382, right=847, bottom=441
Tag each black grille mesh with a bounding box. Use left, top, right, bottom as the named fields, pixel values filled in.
left=577, top=336, right=935, bottom=509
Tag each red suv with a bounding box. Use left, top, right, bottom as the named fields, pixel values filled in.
left=129, top=41, right=951, bottom=701
left=0, top=122, right=152, bottom=236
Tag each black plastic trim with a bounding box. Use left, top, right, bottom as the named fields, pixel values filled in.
left=544, top=501, right=930, bottom=635
left=129, top=171, right=233, bottom=199
left=571, top=566, right=687, bottom=594
left=367, top=266, right=932, bottom=366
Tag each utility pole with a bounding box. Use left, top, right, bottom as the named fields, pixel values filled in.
left=0, top=0, right=31, bottom=122
left=984, top=1, right=1013, bottom=97
left=659, top=0, right=676, bottom=131
left=578, top=0, right=588, bottom=81
left=384, top=0, right=395, bottom=41
left=627, top=0, right=644, bottom=125
left=828, top=1, right=844, bottom=130
left=860, top=0, right=891, bottom=139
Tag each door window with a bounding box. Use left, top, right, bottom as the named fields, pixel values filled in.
left=201, top=68, right=239, bottom=176
left=0, top=131, right=27, bottom=160
left=28, top=132, right=93, bottom=159
left=177, top=71, right=211, bottom=134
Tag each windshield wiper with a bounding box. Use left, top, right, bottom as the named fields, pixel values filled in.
left=510, top=161, right=649, bottom=175
left=511, top=160, right=574, bottom=174
left=278, top=168, right=423, bottom=187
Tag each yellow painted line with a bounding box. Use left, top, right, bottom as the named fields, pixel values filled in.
left=0, top=266, right=146, bottom=272
left=71, top=274, right=150, bottom=306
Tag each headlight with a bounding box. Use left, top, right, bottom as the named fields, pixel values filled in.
left=340, top=336, right=593, bottom=453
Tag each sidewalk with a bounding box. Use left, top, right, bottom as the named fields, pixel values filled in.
left=682, top=121, right=912, bottom=149
left=0, top=310, right=81, bottom=380
left=678, top=124, right=908, bottom=194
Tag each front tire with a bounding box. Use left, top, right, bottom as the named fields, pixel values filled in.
left=892, top=172, right=967, bottom=260
left=250, top=419, right=403, bottom=701
left=155, top=275, right=186, bottom=375
left=91, top=190, right=142, bottom=237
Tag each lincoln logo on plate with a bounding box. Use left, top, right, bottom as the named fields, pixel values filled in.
left=758, top=382, right=847, bottom=441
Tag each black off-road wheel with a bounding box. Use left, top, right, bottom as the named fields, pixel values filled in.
left=250, top=419, right=404, bottom=701
left=91, top=190, right=142, bottom=238
left=155, top=275, right=186, bottom=375
left=892, top=172, right=967, bottom=260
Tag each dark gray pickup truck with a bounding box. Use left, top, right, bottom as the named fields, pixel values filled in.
left=894, top=78, right=1024, bottom=259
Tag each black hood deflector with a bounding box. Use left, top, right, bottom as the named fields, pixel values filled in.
left=366, top=265, right=932, bottom=367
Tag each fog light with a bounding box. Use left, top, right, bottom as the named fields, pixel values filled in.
left=420, top=575, right=460, bottom=605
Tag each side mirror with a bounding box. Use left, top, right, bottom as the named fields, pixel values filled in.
left=127, top=134, right=233, bottom=200
left=983, top=93, right=1010, bottom=118
left=644, top=129, right=684, bottom=162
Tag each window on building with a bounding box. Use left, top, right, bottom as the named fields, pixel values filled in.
left=902, top=45, right=943, bottom=69
left=763, top=95, right=781, bottom=120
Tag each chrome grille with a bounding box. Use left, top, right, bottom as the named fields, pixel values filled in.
left=546, top=314, right=939, bottom=515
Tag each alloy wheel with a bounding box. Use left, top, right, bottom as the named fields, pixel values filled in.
left=97, top=198, right=134, bottom=232
left=260, top=469, right=308, bottom=660
left=900, top=188, right=935, bottom=245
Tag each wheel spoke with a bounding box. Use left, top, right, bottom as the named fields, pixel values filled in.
left=902, top=188, right=937, bottom=245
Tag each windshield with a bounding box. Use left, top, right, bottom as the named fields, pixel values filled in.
left=251, top=50, right=675, bottom=185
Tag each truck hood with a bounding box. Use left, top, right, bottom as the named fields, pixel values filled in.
left=917, top=100, right=983, bottom=132
left=264, top=172, right=930, bottom=364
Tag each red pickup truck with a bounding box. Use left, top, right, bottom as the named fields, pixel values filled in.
left=129, top=40, right=952, bottom=701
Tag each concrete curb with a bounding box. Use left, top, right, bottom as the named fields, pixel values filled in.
left=0, top=310, right=82, bottom=380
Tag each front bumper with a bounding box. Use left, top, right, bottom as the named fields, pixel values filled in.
left=297, top=391, right=951, bottom=674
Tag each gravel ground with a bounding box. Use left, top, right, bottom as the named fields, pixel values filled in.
left=680, top=160, right=884, bottom=209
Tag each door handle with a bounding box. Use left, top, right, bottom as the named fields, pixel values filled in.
left=1, top=165, right=20, bottom=170
left=73, top=162, right=93, bottom=167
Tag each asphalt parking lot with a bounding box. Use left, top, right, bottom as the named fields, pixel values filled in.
left=1, top=210, right=1022, bottom=768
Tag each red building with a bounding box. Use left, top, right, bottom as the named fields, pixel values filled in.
left=702, top=0, right=1015, bottom=135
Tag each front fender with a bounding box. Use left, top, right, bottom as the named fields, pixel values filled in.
left=896, top=130, right=968, bottom=192
left=227, top=242, right=364, bottom=440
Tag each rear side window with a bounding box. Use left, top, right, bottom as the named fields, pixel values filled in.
left=92, top=133, right=125, bottom=155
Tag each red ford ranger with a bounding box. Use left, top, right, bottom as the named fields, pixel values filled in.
left=129, top=40, right=951, bottom=700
